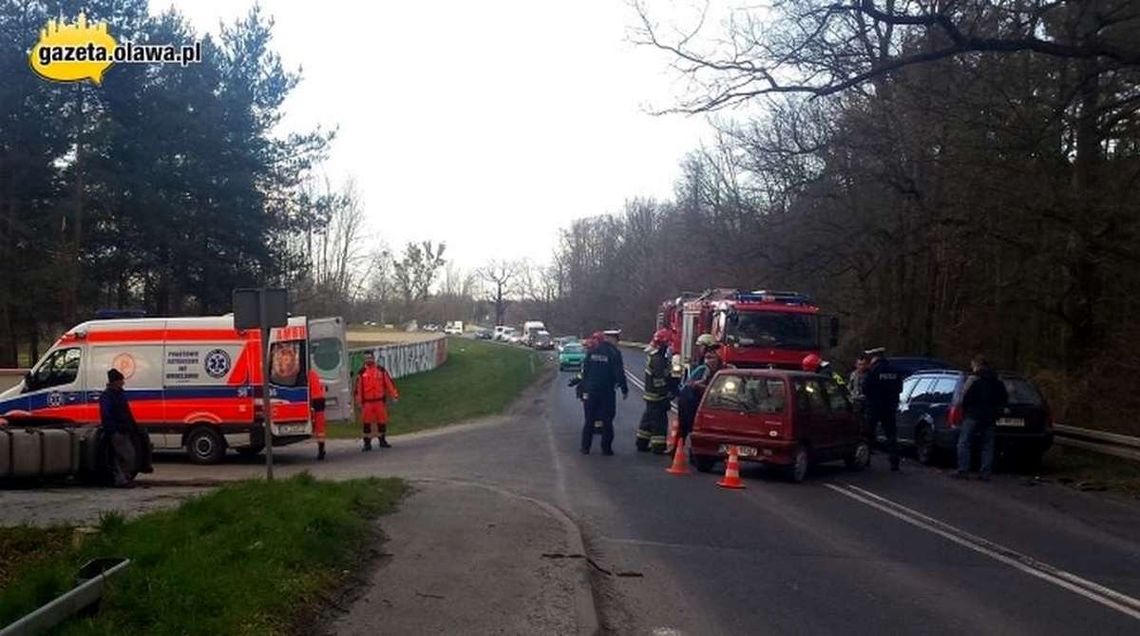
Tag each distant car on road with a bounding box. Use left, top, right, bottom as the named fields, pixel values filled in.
left=888, top=370, right=1053, bottom=467
left=689, top=369, right=870, bottom=483
left=532, top=330, right=554, bottom=350
left=555, top=336, right=580, bottom=352
left=558, top=343, right=586, bottom=371
left=474, top=329, right=493, bottom=340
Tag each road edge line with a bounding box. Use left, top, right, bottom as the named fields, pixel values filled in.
left=824, top=483, right=1140, bottom=621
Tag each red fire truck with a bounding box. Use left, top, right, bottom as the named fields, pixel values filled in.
left=657, top=289, right=838, bottom=370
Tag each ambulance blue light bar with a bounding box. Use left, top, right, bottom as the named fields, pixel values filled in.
left=739, top=290, right=812, bottom=305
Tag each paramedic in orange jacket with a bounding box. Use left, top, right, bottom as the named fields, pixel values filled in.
left=355, top=351, right=399, bottom=450
left=308, top=369, right=327, bottom=460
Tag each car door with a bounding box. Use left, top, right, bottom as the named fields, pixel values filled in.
left=792, top=377, right=832, bottom=452
left=822, top=378, right=857, bottom=457
left=309, top=317, right=351, bottom=422
left=897, top=376, right=935, bottom=444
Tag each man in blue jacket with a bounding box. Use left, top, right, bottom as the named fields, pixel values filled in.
left=100, top=368, right=138, bottom=487
left=862, top=348, right=904, bottom=472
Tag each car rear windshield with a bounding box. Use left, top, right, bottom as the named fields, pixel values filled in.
left=1003, top=377, right=1044, bottom=406
left=705, top=374, right=786, bottom=414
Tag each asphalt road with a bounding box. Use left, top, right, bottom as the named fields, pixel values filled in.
left=11, top=347, right=1139, bottom=634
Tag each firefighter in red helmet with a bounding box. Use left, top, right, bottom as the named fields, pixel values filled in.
left=802, top=353, right=822, bottom=373
left=636, top=328, right=678, bottom=453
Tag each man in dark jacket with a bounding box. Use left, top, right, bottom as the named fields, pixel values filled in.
left=571, top=332, right=628, bottom=455
left=99, top=368, right=138, bottom=487
left=862, top=348, right=904, bottom=471
left=956, top=355, right=1008, bottom=480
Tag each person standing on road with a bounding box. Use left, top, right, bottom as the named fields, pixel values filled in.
left=602, top=329, right=627, bottom=383
left=355, top=351, right=399, bottom=451
left=99, top=368, right=138, bottom=487
left=571, top=332, right=627, bottom=455
left=955, top=354, right=1008, bottom=481
left=309, top=368, right=327, bottom=460
left=848, top=353, right=871, bottom=440
left=636, top=329, right=679, bottom=454
left=862, top=347, right=904, bottom=472
left=677, top=348, right=722, bottom=444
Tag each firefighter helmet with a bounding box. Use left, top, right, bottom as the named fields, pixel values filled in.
left=801, top=353, right=822, bottom=373
left=696, top=333, right=716, bottom=347
left=651, top=328, right=671, bottom=345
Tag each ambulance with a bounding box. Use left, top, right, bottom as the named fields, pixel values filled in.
left=0, top=315, right=318, bottom=464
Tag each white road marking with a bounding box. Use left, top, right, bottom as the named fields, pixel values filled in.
left=825, top=483, right=1140, bottom=621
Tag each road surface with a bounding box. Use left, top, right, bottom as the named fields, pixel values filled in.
left=9, top=348, right=1140, bottom=634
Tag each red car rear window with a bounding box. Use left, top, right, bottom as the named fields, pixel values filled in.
left=705, top=375, right=787, bottom=413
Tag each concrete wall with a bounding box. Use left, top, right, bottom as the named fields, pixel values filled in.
left=348, top=334, right=448, bottom=379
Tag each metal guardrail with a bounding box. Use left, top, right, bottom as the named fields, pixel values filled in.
left=1054, top=424, right=1140, bottom=463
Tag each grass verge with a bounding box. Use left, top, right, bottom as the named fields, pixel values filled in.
left=0, top=474, right=407, bottom=634
left=1037, top=445, right=1140, bottom=498
left=328, top=337, right=541, bottom=439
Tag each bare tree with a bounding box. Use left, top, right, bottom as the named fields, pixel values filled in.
left=477, top=259, right=519, bottom=326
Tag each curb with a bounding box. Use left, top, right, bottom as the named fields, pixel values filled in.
left=409, top=477, right=601, bottom=636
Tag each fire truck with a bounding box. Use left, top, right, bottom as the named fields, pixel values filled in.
left=657, top=289, right=838, bottom=370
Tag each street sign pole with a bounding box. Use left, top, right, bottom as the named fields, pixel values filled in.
left=233, top=287, right=289, bottom=483
left=260, top=292, right=274, bottom=481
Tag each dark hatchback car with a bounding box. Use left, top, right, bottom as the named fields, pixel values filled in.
left=882, top=370, right=1054, bottom=467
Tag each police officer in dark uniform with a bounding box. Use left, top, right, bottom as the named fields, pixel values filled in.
left=636, top=329, right=679, bottom=454
left=570, top=332, right=628, bottom=455
left=862, top=347, right=904, bottom=471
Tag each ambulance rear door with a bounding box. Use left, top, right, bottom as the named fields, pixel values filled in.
left=308, top=316, right=351, bottom=421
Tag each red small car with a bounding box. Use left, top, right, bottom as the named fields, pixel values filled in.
left=689, top=369, right=870, bottom=483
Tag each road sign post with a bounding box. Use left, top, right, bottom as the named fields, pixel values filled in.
left=233, top=288, right=289, bottom=481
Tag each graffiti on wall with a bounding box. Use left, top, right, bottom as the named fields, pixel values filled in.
left=348, top=335, right=448, bottom=380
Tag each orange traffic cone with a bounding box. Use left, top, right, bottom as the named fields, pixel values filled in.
left=665, top=417, right=679, bottom=455
left=666, top=434, right=690, bottom=475
left=716, top=445, right=746, bottom=489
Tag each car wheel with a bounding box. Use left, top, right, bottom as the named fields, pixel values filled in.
left=187, top=426, right=225, bottom=464
left=787, top=445, right=809, bottom=483
left=915, top=424, right=937, bottom=465
left=845, top=441, right=871, bottom=470
left=691, top=453, right=716, bottom=473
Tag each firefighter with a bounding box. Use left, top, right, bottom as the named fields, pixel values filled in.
left=694, top=333, right=717, bottom=366
left=802, top=354, right=847, bottom=387
left=308, top=368, right=327, bottom=460
left=677, top=347, right=722, bottom=443
left=636, top=328, right=679, bottom=454
left=570, top=332, right=627, bottom=455
left=355, top=351, right=399, bottom=451
left=862, top=347, right=904, bottom=471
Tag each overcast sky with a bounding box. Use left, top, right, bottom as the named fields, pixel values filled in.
left=151, top=0, right=711, bottom=270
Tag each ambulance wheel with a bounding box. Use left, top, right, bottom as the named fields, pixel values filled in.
left=187, top=426, right=225, bottom=464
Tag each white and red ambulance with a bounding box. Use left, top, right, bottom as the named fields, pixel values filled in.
left=0, top=315, right=315, bottom=464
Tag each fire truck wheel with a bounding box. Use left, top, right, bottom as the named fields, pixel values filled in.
left=187, top=426, right=225, bottom=464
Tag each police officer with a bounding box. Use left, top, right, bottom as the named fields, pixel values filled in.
left=570, top=332, right=628, bottom=455
left=636, top=329, right=679, bottom=454
left=862, top=347, right=904, bottom=471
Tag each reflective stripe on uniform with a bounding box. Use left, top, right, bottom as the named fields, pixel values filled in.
left=636, top=429, right=652, bottom=440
